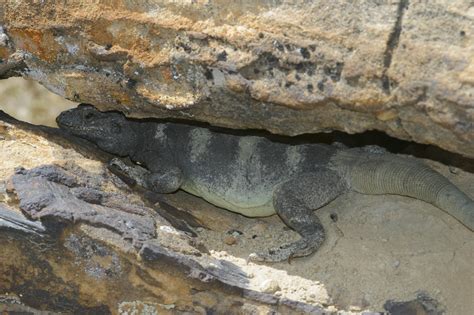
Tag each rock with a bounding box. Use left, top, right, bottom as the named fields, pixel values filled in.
left=224, top=235, right=238, bottom=246
left=384, top=292, right=444, bottom=315
left=259, top=279, right=281, bottom=294
left=11, top=164, right=157, bottom=247
left=0, top=1, right=473, bottom=157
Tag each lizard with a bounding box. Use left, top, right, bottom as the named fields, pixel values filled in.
left=56, top=104, right=474, bottom=262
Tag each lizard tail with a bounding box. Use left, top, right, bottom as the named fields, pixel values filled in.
left=343, top=154, right=474, bottom=231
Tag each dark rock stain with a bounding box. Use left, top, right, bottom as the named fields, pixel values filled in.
left=217, top=50, right=228, bottom=61
left=204, top=68, right=213, bottom=80
left=177, top=42, right=193, bottom=53
left=317, top=81, right=325, bottom=91
left=240, top=52, right=280, bottom=80
left=300, top=47, right=311, bottom=59
left=274, top=41, right=285, bottom=52
left=323, top=62, right=344, bottom=82
left=126, top=78, right=137, bottom=89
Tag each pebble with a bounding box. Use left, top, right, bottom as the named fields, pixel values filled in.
left=349, top=305, right=362, bottom=311
left=259, top=279, right=281, bottom=293
left=5, top=179, right=15, bottom=193
left=226, top=229, right=243, bottom=237
left=224, top=235, right=237, bottom=245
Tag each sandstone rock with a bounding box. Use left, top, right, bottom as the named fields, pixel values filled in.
left=0, top=1, right=472, bottom=157
left=224, top=235, right=238, bottom=245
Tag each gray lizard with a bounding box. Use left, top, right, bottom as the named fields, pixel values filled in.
left=57, top=105, right=474, bottom=262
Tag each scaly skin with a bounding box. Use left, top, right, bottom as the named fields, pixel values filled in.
left=57, top=105, right=474, bottom=262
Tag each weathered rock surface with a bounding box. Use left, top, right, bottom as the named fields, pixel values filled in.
left=0, top=1, right=473, bottom=157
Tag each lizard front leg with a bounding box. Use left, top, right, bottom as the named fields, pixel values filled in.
left=249, top=169, right=348, bottom=263
left=108, top=157, right=183, bottom=193
left=146, top=167, right=183, bottom=193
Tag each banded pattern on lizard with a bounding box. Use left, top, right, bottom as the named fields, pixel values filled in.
left=57, top=105, right=474, bottom=262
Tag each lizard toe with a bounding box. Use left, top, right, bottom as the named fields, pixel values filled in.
left=248, top=234, right=324, bottom=263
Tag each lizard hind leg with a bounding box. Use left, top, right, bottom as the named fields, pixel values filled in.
left=249, top=169, right=348, bottom=263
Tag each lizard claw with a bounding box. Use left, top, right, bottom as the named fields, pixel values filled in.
left=247, top=245, right=299, bottom=263
left=247, top=234, right=325, bottom=263
left=247, top=252, right=265, bottom=263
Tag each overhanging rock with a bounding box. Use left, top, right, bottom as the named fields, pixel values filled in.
left=0, top=1, right=473, bottom=157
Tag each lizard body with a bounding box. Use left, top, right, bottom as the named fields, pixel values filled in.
left=57, top=105, right=474, bottom=262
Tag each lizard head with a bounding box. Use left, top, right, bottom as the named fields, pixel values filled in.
left=57, top=104, right=137, bottom=156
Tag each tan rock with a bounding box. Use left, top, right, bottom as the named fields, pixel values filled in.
left=259, top=279, right=281, bottom=294
left=0, top=1, right=472, bottom=157
left=223, top=235, right=238, bottom=245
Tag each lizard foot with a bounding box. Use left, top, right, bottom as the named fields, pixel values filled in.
left=108, top=157, right=150, bottom=188
left=248, top=233, right=324, bottom=263
left=109, top=158, right=182, bottom=194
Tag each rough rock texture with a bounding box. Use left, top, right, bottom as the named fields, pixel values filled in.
left=0, top=1, right=473, bottom=157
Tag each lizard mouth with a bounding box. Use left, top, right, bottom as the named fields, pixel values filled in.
left=56, top=111, right=73, bottom=128
left=56, top=120, right=71, bottom=128
left=56, top=111, right=87, bottom=132
left=57, top=120, right=82, bottom=133
left=56, top=117, right=87, bottom=136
